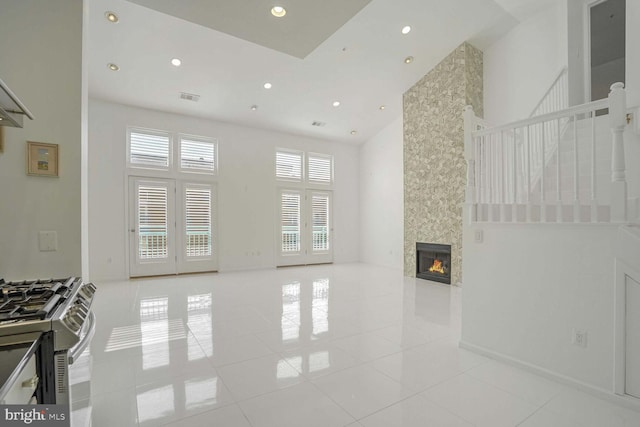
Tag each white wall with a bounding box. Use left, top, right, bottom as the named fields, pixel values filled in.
left=461, top=224, right=619, bottom=391
left=484, top=2, right=568, bottom=124
left=626, top=0, right=640, bottom=108
left=358, top=116, right=404, bottom=269
left=88, top=99, right=359, bottom=281
left=0, top=0, right=82, bottom=279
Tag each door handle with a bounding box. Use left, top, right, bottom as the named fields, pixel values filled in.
left=130, top=229, right=136, bottom=232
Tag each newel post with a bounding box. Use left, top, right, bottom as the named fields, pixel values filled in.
left=609, top=82, right=627, bottom=222
left=463, top=105, right=477, bottom=223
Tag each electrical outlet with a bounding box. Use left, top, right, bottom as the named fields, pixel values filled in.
left=572, top=329, right=588, bottom=348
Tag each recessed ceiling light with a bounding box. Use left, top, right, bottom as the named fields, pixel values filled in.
left=350, top=130, right=357, bottom=135
left=263, top=82, right=272, bottom=89
left=332, top=101, right=341, bottom=107
left=379, top=105, right=386, bottom=110
left=250, top=105, right=258, bottom=111
left=404, top=56, right=414, bottom=64
left=171, top=58, right=182, bottom=67
left=271, top=6, right=286, bottom=17
left=0, top=118, right=3, bottom=121
left=402, top=26, right=411, bottom=35
left=107, top=63, right=120, bottom=71
left=105, top=11, right=119, bottom=23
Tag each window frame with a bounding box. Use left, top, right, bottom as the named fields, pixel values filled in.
left=178, top=133, right=218, bottom=175
left=307, top=152, right=334, bottom=185
left=275, top=148, right=304, bottom=183
left=127, top=127, right=173, bottom=171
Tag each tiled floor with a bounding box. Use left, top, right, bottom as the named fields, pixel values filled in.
left=70, top=264, right=640, bottom=426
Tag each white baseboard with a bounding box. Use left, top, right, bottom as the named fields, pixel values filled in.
left=459, top=340, right=640, bottom=412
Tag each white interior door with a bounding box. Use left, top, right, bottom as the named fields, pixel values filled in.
left=178, top=182, right=218, bottom=273
left=626, top=275, right=640, bottom=398
left=129, top=177, right=176, bottom=277
left=277, top=189, right=333, bottom=266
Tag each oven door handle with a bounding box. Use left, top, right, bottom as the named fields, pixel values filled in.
left=68, top=311, right=96, bottom=365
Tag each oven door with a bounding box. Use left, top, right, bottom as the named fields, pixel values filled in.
left=0, top=334, right=41, bottom=404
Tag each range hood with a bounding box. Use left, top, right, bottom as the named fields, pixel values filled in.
left=0, top=78, right=34, bottom=128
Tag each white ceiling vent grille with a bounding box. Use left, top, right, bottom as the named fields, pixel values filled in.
left=180, top=92, right=200, bottom=102
left=311, top=121, right=326, bottom=127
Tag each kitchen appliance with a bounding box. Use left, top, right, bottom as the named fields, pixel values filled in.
left=0, top=277, right=96, bottom=405
left=0, top=77, right=34, bottom=128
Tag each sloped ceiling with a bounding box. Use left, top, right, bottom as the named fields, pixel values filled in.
left=88, top=0, right=544, bottom=143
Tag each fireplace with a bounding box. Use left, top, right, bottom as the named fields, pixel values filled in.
left=416, top=242, right=451, bottom=284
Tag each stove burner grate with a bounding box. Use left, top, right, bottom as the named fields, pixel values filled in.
left=0, top=278, right=71, bottom=321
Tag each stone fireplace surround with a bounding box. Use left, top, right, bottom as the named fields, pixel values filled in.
left=403, top=42, right=483, bottom=285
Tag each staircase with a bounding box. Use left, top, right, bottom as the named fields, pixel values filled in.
left=464, top=82, right=634, bottom=224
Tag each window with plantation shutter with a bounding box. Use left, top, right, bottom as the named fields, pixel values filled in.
left=137, top=185, right=169, bottom=259
left=129, top=129, right=171, bottom=169
left=308, top=154, right=333, bottom=184
left=281, top=192, right=301, bottom=252
left=185, top=186, right=212, bottom=257
left=311, top=193, right=330, bottom=251
left=180, top=136, right=217, bottom=173
left=276, top=150, right=303, bottom=181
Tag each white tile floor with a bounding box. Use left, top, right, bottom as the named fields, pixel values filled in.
left=70, top=264, right=640, bottom=426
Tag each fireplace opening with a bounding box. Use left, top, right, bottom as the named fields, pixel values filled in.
left=416, top=242, right=451, bottom=284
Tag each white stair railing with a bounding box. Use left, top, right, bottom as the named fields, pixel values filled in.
left=529, top=67, right=568, bottom=118
left=524, top=68, right=570, bottom=202
left=464, top=82, right=628, bottom=224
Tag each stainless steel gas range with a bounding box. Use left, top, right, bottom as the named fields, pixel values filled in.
left=0, top=278, right=96, bottom=405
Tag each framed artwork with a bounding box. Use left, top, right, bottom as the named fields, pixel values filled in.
left=26, top=141, right=59, bottom=177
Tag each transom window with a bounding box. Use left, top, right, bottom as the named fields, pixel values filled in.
left=275, top=149, right=333, bottom=185
left=276, top=150, right=303, bottom=181
left=180, top=135, right=217, bottom=173
left=129, top=129, right=171, bottom=169
left=128, top=127, right=218, bottom=175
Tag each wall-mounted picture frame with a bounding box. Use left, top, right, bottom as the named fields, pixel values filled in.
left=27, top=141, right=59, bottom=177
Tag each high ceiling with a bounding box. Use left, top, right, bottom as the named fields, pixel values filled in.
left=87, top=0, right=554, bottom=144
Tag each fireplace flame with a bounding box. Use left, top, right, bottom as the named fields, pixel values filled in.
left=429, top=259, right=445, bottom=274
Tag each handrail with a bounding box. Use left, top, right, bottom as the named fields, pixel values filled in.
left=473, top=98, right=608, bottom=137
left=528, top=67, right=567, bottom=118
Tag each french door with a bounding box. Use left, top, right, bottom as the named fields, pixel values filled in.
left=129, top=177, right=217, bottom=277
left=277, top=188, right=333, bottom=266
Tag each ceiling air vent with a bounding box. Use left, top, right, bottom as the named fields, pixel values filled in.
left=180, top=92, right=200, bottom=102
left=312, top=121, right=326, bottom=127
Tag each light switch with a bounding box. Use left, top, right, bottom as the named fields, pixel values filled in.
left=474, top=229, right=483, bottom=243
left=38, top=231, right=58, bottom=252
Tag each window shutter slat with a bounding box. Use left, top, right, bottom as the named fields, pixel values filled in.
left=130, top=130, right=170, bottom=168
left=138, top=185, right=168, bottom=259
left=185, top=187, right=212, bottom=257
left=281, top=192, right=301, bottom=252
left=308, top=154, right=333, bottom=184
left=276, top=151, right=303, bottom=181
left=311, top=194, right=329, bottom=251
left=181, top=137, right=217, bottom=173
